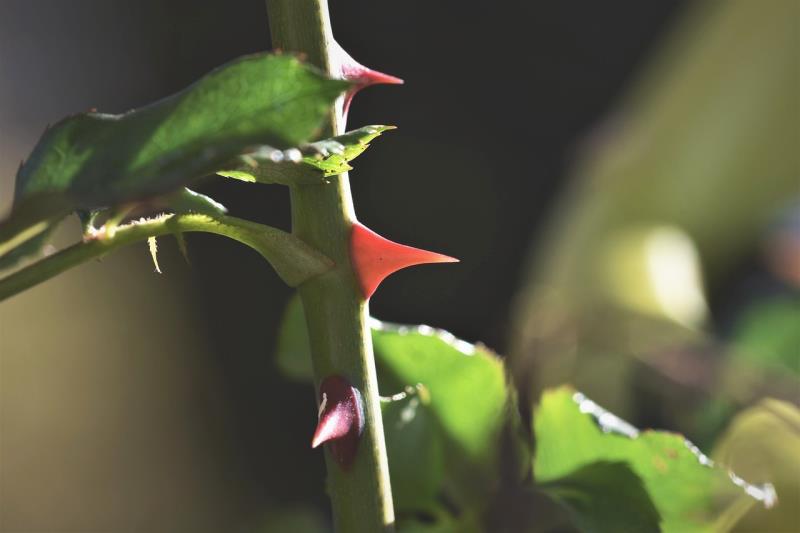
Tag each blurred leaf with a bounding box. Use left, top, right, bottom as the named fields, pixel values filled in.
left=375, top=320, right=521, bottom=512
left=732, top=297, right=800, bottom=376
left=0, top=53, right=348, bottom=266
left=373, top=320, right=508, bottom=466
left=713, top=398, right=800, bottom=533
left=511, top=0, right=800, bottom=407
left=275, top=295, right=313, bottom=381
left=601, top=225, right=708, bottom=328
left=257, top=505, right=330, bottom=533
left=219, top=125, right=394, bottom=185
left=396, top=507, right=482, bottom=533
left=534, top=387, right=776, bottom=533
left=539, top=461, right=661, bottom=533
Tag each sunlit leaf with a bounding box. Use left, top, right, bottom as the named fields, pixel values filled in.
left=534, top=387, right=777, bottom=533
left=373, top=320, right=508, bottom=467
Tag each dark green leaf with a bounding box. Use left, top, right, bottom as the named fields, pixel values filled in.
left=540, top=461, right=661, bottom=533
left=381, top=386, right=444, bottom=515
left=1, top=53, right=348, bottom=265
left=534, top=387, right=776, bottom=533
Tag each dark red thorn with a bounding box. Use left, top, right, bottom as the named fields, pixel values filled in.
left=350, top=222, right=459, bottom=300
left=333, top=41, right=404, bottom=117
left=312, top=375, right=365, bottom=469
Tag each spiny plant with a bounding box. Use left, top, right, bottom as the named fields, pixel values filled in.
left=0, top=1, right=781, bottom=531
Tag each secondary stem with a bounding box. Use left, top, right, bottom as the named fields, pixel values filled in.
left=0, top=213, right=329, bottom=301
left=266, top=0, right=395, bottom=531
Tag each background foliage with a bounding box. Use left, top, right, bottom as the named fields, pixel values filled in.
left=1, top=0, right=797, bottom=531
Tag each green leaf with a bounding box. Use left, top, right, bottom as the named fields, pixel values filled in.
left=373, top=320, right=508, bottom=467
left=0, top=53, right=348, bottom=265
left=534, top=387, right=776, bottom=533
left=540, top=461, right=661, bottom=533
left=219, top=125, right=395, bottom=185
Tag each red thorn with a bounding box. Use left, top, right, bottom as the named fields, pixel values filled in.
left=312, top=375, right=365, bottom=469
left=333, top=41, right=404, bottom=117
left=350, top=222, right=459, bottom=299
left=341, top=63, right=404, bottom=87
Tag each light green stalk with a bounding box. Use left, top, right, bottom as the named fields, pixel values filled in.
left=266, top=1, right=395, bottom=531
left=0, top=213, right=332, bottom=301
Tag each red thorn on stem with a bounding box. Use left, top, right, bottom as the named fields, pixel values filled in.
left=333, top=41, right=404, bottom=117
left=350, top=222, right=459, bottom=300
left=312, top=375, right=365, bottom=469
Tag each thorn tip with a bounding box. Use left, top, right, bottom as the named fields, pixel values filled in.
left=311, top=375, right=365, bottom=469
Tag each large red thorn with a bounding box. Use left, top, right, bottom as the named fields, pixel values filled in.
left=312, top=375, right=365, bottom=469
left=350, top=222, right=459, bottom=300
left=333, top=41, right=404, bottom=117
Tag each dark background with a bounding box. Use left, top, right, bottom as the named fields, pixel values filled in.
left=0, top=1, right=697, bottom=530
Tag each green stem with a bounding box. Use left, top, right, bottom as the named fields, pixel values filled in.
left=0, top=213, right=332, bottom=302
left=266, top=1, right=395, bottom=531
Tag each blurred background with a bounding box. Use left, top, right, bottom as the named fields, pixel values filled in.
left=1, top=0, right=797, bottom=531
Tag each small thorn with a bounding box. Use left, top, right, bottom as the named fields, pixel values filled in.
left=148, top=236, right=162, bottom=274
left=350, top=222, right=458, bottom=299
left=332, top=40, right=404, bottom=117
left=341, top=63, right=404, bottom=87
left=311, top=392, right=348, bottom=448
left=311, top=375, right=365, bottom=469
